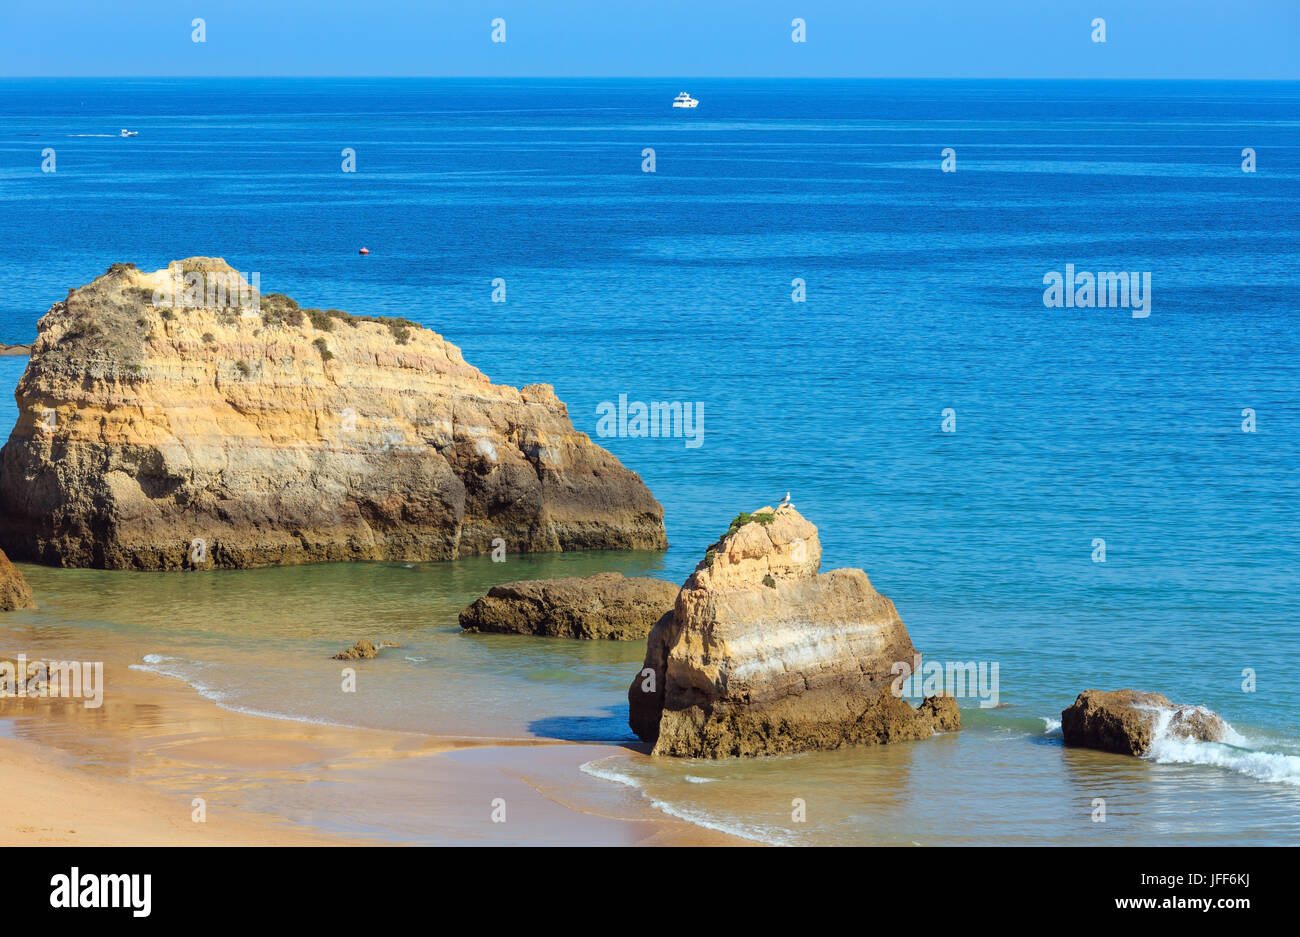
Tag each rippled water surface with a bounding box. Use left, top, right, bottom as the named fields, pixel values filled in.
left=1, top=79, right=1297, bottom=843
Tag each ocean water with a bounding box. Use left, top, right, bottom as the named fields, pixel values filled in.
left=1, top=79, right=1298, bottom=845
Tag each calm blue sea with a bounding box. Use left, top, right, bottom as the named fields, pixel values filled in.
left=1, top=79, right=1298, bottom=844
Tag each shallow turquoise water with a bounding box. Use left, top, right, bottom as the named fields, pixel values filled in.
left=12, top=553, right=660, bottom=740
left=1, top=79, right=1297, bottom=843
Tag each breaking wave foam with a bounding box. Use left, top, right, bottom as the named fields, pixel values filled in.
left=1146, top=707, right=1300, bottom=786
left=130, top=653, right=350, bottom=728
left=580, top=756, right=795, bottom=846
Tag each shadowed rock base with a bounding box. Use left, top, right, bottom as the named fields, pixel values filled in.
left=650, top=686, right=961, bottom=759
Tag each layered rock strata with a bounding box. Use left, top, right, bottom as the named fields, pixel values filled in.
left=0, top=260, right=666, bottom=569
left=629, top=506, right=959, bottom=757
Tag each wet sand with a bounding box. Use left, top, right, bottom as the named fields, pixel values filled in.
left=0, top=734, right=346, bottom=845
left=0, top=629, right=744, bottom=847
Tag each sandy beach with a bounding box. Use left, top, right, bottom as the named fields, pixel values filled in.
left=0, top=735, right=345, bottom=845
left=0, top=627, right=744, bottom=847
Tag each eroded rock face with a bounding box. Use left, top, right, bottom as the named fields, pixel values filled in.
left=459, top=573, right=678, bottom=640
left=1060, top=689, right=1226, bottom=756
left=0, top=548, right=36, bottom=611
left=0, top=260, right=666, bottom=569
left=628, top=506, right=958, bottom=758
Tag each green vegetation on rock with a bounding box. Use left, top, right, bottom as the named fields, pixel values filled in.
left=726, top=511, right=775, bottom=537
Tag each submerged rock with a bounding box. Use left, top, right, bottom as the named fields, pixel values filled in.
left=0, top=548, right=36, bottom=611
left=1060, top=689, right=1227, bottom=756
left=628, top=506, right=959, bottom=758
left=333, top=640, right=379, bottom=661
left=459, top=572, right=678, bottom=640
left=0, top=260, right=666, bottom=569
left=331, top=639, right=400, bottom=660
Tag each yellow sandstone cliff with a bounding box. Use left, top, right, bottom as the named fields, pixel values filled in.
left=0, top=259, right=666, bottom=569
left=629, top=506, right=958, bottom=757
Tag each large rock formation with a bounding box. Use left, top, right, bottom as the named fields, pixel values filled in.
left=0, top=260, right=666, bottom=569
left=629, top=506, right=959, bottom=758
left=460, top=572, right=678, bottom=640
left=0, top=548, right=36, bottom=611
left=1061, top=689, right=1226, bottom=756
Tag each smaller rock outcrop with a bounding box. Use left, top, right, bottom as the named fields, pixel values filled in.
left=1060, top=689, right=1226, bottom=756
left=459, top=573, right=678, bottom=640
left=628, top=506, right=960, bottom=757
left=0, top=548, right=36, bottom=611
left=0, top=343, right=31, bottom=357
left=331, top=639, right=400, bottom=661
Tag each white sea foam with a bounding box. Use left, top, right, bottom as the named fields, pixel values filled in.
left=130, top=655, right=224, bottom=698
left=579, top=756, right=794, bottom=846
left=130, top=655, right=351, bottom=729
left=1048, top=704, right=1299, bottom=785
left=1145, top=708, right=1300, bottom=786
left=684, top=775, right=716, bottom=784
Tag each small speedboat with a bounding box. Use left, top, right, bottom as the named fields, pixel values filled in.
left=119, top=129, right=138, bottom=137
left=358, top=247, right=370, bottom=255
left=672, top=92, right=699, bottom=109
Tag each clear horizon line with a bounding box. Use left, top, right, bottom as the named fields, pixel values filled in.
left=2, top=75, right=1297, bottom=82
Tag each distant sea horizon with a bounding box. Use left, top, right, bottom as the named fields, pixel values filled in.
left=7, top=75, right=1299, bottom=79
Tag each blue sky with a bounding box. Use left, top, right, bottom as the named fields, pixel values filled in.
left=2, top=0, right=1296, bottom=78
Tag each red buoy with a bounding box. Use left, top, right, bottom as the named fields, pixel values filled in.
left=358, top=247, right=370, bottom=255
